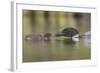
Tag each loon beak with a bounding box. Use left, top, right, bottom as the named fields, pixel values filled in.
left=54, top=32, right=64, bottom=37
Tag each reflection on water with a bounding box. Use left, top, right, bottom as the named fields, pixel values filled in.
left=23, top=37, right=91, bottom=62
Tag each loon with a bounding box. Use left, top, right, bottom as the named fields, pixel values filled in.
left=55, top=28, right=80, bottom=39
left=25, top=33, right=52, bottom=41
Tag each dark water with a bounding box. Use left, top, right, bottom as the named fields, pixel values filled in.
left=23, top=37, right=91, bottom=62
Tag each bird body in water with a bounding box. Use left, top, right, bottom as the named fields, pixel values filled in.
left=25, top=28, right=90, bottom=42
left=25, top=33, right=52, bottom=41
left=55, top=28, right=80, bottom=39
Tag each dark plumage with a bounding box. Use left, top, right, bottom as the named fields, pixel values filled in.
left=62, top=28, right=79, bottom=37
left=55, top=28, right=79, bottom=38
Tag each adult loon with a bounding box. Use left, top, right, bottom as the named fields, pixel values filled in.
left=55, top=28, right=80, bottom=38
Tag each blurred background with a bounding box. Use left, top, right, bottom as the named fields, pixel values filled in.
left=23, top=10, right=91, bottom=62
left=23, top=10, right=90, bottom=35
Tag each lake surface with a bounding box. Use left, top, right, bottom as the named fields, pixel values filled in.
left=23, top=37, right=91, bottom=62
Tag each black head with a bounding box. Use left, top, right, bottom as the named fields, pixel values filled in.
left=55, top=28, right=79, bottom=37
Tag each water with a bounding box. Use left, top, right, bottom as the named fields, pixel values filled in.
left=23, top=37, right=91, bottom=62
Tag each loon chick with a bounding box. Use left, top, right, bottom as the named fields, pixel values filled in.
left=25, top=33, right=52, bottom=41
left=44, top=33, right=52, bottom=40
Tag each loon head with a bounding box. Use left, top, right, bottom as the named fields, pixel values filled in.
left=55, top=28, right=79, bottom=38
